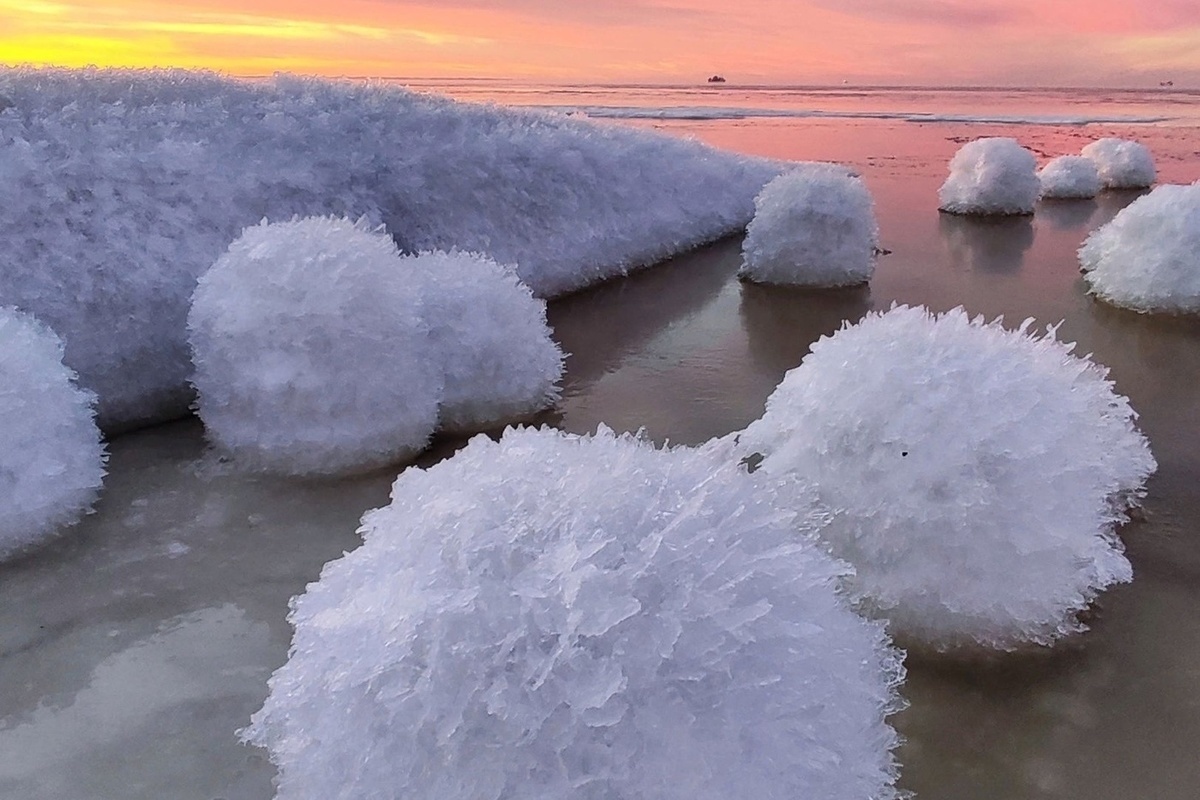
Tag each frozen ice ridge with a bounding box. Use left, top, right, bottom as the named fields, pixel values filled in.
left=0, top=307, right=107, bottom=558
left=245, top=426, right=905, bottom=800
left=1038, top=155, right=1101, bottom=199
left=739, top=166, right=878, bottom=287
left=939, top=138, right=1039, bottom=215
left=1081, top=138, right=1156, bottom=190
left=1079, top=183, right=1200, bottom=314
left=733, top=305, right=1156, bottom=651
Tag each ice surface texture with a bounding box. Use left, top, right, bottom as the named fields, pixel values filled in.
left=246, top=426, right=905, bottom=800
left=739, top=167, right=878, bottom=287
left=1079, top=183, right=1200, bottom=313
left=939, top=137, right=1039, bottom=215
left=0, top=67, right=778, bottom=431
left=735, top=305, right=1156, bottom=650
left=0, top=308, right=106, bottom=557
left=1038, top=155, right=1102, bottom=199
left=1081, top=138, right=1156, bottom=189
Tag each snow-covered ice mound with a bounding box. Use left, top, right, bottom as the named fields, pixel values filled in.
left=1081, top=138, right=1156, bottom=190
left=1038, top=155, right=1102, bottom=199
left=245, top=426, right=905, bottom=800
left=408, top=250, right=563, bottom=433
left=0, top=67, right=779, bottom=431
left=739, top=167, right=878, bottom=287
left=939, top=138, right=1039, bottom=215
left=734, top=305, right=1156, bottom=651
left=0, top=308, right=106, bottom=557
left=1079, top=183, right=1200, bottom=313
left=188, top=218, right=442, bottom=475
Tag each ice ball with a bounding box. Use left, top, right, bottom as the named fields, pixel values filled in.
left=245, top=426, right=905, bottom=800
left=1038, top=155, right=1101, bottom=199
left=1081, top=138, right=1155, bottom=189
left=407, top=250, right=563, bottom=433
left=188, top=217, right=442, bottom=475
left=1079, top=183, right=1200, bottom=313
left=739, top=167, right=879, bottom=287
left=735, top=305, right=1156, bottom=651
left=939, top=137, right=1039, bottom=215
left=0, top=307, right=106, bottom=557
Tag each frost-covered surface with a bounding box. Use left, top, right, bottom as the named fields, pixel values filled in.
left=0, top=308, right=106, bottom=557
left=739, top=167, right=878, bottom=287
left=1079, top=183, right=1200, bottom=313
left=735, top=305, right=1156, bottom=650
left=1081, top=138, right=1156, bottom=189
left=0, top=67, right=779, bottom=431
left=407, top=250, right=563, bottom=433
left=1038, top=155, right=1102, bottom=199
left=245, top=426, right=904, bottom=800
left=938, top=137, right=1039, bottom=215
left=188, top=218, right=442, bottom=475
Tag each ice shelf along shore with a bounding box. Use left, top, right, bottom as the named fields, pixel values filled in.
left=0, top=67, right=780, bottom=432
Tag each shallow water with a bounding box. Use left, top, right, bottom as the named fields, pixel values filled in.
left=3, top=116, right=1200, bottom=799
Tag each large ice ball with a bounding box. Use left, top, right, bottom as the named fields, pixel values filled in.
left=1038, top=155, right=1102, bottom=199
left=939, top=137, right=1039, bottom=215
left=735, top=305, right=1156, bottom=651
left=1081, top=138, right=1155, bottom=189
left=245, top=426, right=905, bottom=800
left=1079, top=183, right=1200, bottom=313
left=407, top=250, right=563, bottom=433
left=739, top=167, right=878, bottom=287
left=188, top=217, right=442, bottom=475
left=1, top=307, right=106, bottom=557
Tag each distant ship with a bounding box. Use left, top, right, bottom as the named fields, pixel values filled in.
left=707, top=75, right=726, bottom=83
left=1160, top=80, right=1174, bottom=88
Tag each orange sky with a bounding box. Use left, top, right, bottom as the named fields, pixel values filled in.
left=3, top=0, right=1199, bottom=86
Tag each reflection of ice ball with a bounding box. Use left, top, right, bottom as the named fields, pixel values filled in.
left=246, top=426, right=905, bottom=800
left=740, top=167, right=878, bottom=287
left=189, top=217, right=442, bottom=474
left=939, top=138, right=1039, bottom=215
left=1079, top=183, right=1200, bottom=313
left=1081, top=138, right=1155, bottom=189
left=735, top=305, right=1156, bottom=650
left=407, top=250, right=563, bottom=433
left=1, top=308, right=106, bottom=557
left=1038, top=155, right=1102, bottom=199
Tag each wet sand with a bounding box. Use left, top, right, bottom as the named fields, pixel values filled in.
left=2, top=120, right=1200, bottom=799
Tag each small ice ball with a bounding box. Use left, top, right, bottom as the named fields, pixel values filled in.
left=1079, top=183, right=1200, bottom=313
left=0, top=307, right=106, bottom=557
left=735, top=305, right=1156, bottom=651
left=188, top=217, right=442, bottom=475
left=1081, top=138, right=1156, bottom=189
left=407, top=250, right=563, bottom=433
left=739, top=167, right=879, bottom=287
left=245, top=426, right=905, bottom=800
left=939, top=137, right=1039, bottom=215
left=1038, top=155, right=1102, bottom=199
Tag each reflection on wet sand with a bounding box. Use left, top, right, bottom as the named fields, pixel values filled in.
left=1036, top=198, right=1098, bottom=231
left=939, top=213, right=1036, bottom=274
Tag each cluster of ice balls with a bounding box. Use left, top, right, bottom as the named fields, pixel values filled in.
left=739, top=167, right=879, bottom=287
left=188, top=217, right=563, bottom=475
left=0, top=307, right=106, bottom=557
left=245, top=425, right=905, bottom=800
left=733, top=305, right=1155, bottom=650
left=1081, top=138, right=1156, bottom=190
left=939, top=137, right=1040, bottom=215
left=1080, top=183, right=1200, bottom=313
left=1038, top=155, right=1102, bottom=199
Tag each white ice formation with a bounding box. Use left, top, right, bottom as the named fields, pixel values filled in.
left=739, top=167, right=878, bottom=287
left=1081, top=138, right=1156, bottom=189
left=188, top=218, right=442, bottom=475
left=734, top=305, right=1156, bottom=650
left=1079, top=183, right=1200, bottom=313
left=245, top=426, right=905, bottom=800
left=0, top=307, right=106, bottom=557
left=938, top=137, right=1039, bottom=215
left=1038, top=155, right=1102, bottom=199
left=0, top=67, right=779, bottom=431
left=406, top=250, right=563, bottom=433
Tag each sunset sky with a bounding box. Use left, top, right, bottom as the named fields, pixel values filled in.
left=3, top=0, right=1199, bottom=86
